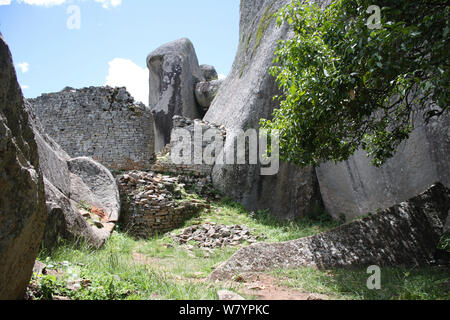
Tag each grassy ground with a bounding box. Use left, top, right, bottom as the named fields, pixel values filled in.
left=33, top=198, right=449, bottom=300
left=37, top=233, right=221, bottom=300
left=270, top=266, right=450, bottom=300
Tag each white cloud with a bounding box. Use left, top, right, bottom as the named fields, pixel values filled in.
left=20, top=84, right=29, bottom=90
left=17, top=62, right=29, bottom=73
left=0, top=0, right=12, bottom=5
left=17, top=0, right=66, bottom=6
left=94, top=0, right=121, bottom=8
left=218, top=74, right=226, bottom=80
left=15, top=0, right=122, bottom=7
left=105, top=58, right=148, bottom=105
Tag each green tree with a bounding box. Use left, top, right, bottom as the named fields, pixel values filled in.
left=261, top=0, right=449, bottom=167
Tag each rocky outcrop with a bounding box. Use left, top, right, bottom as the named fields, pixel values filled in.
left=29, top=86, right=155, bottom=171
left=195, top=79, right=223, bottom=111
left=316, top=110, right=450, bottom=220
left=200, top=64, right=218, bottom=81
left=210, top=183, right=450, bottom=280
left=28, top=101, right=120, bottom=249
left=203, top=0, right=323, bottom=220
left=147, top=38, right=204, bottom=152
left=0, top=35, right=47, bottom=299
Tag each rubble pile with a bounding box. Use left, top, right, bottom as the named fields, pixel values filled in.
left=117, top=171, right=210, bottom=238
left=171, top=222, right=260, bottom=248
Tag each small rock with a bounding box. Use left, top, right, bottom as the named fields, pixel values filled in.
left=220, top=228, right=231, bottom=237
left=32, top=261, right=47, bottom=275
left=247, top=284, right=265, bottom=291
left=53, top=295, right=72, bottom=301
left=67, top=281, right=82, bottom=291
left=217, top=290, right=245, bottom=301
left=306, top=293, right=329, bottom=301
left=200, top=64, right=218, bottom=81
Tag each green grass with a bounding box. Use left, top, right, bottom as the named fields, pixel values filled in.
left=134, top=232, right=237, bottom=280
left=246, top=33, right=252, bottom=53
left=239, top=63, right=247, bottom=78
left=36, top=232, right=227, bottom=300
left=184, top=197, right=339, bottom=243
left=438, top=232, right=450, bottom=251
left=271, top=266, right=450, bottom=300
left=135, top=198, right=338, bottom=279
left=33, top=197, right=448, bottom=300
left=33, top=197, right=336, bottom=300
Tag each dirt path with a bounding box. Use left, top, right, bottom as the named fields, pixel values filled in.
left=132, top=250, right=330, bottom=300
left=132, top=250, right=163, bottom=266
left=233, top=272, right=330, bottom=300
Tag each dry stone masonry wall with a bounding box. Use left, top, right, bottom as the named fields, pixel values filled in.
left=29, top=86, right=155, bottom=171
left=171, top=115, right=226, bottom=165
left=117, top=171, right=211, bottom=239
left=150, top=115, right=226, bottom=181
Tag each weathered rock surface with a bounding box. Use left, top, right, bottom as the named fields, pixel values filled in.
left=171, top=223, right=260, bottom=248
left=203, top=0, right=324, bottom=220
left=317, top=110, right=450, bottom=220
left=204, top=0, right=292, bottom=128
left=27, top=102, right=120, bottom=249
left=195, top=79, right=223, bottom=111
left=200, top=64, right=218, bottom=81
left=68, top=157, right=120, bottom=223
left=29, top=86, right=155, bottom=171
left=210, top=183, right=450, bottom=280
left=147, top=38, right=204, bottom=151
left=0, top=35, right=47, bottom=299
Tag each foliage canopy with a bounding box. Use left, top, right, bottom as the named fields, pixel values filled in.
left=261, top=0, right=449, bottom=167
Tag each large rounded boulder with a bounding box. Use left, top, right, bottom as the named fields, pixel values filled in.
left=195, top=79, right=223, bottom=111
left=147, top=38, right=204, bottom=151
left=199, top=64, right=218, bottom=81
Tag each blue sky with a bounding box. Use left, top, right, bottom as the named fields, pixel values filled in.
left=0, top=0, right=240, bottom=103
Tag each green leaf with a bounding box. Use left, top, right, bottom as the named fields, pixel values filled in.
left=263, top=0, right=449, bottom=168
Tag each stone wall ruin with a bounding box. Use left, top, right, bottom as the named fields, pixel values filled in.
left=29, top=86, right=155, bottom=171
